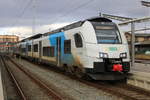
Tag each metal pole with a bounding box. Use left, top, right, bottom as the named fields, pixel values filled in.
left=131, top=22, right=135, bottom=67
left=32, top=0, right=36, bottom=35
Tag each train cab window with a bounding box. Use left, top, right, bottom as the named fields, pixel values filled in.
left=64, top=40, right=71, bottom=54
left=43, top=46, right=54, bottom=57
left=33, top=44, right=38, bottom=52
left=74, top=33, right=83, bottom=48
left=28, top=45, right=31, bottom=52
left=92, top=22, right=122, bottom=44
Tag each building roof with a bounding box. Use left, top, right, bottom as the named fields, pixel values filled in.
left=0, top=35, right=18, bottom=36
left=0, top=35, right=19, bottom=38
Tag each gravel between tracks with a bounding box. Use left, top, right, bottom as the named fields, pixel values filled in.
left=6, top=59, right=54, bottom=100
left=13, top=58, right=123, bottom=100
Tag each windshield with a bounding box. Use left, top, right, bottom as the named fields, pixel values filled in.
left=92, top=22, right=122, bottom=44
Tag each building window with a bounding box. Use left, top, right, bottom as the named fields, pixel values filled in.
left=74, top=33, right=83, bottom=48
left=43, top=46, right=54, bottom=57
left=33, top=44, right=38, bottom=52
left=64, top=40, right=71, bottom=54
left=28, top=45, right=31, bottom=52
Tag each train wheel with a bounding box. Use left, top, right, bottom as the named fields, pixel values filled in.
left=63, top=66, right=69, bottom=73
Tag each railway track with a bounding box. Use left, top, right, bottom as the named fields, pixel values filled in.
left=0, top=56, right=26, bottom=100
left=1, top=56, right=68, bottom=100
left=71, top=78, right=150, bottom=100
left=16, top=57, right=150, bottom=100
left=94, top=82, right=150, bottom=100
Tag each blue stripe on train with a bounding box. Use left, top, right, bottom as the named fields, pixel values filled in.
left=48, top=32, right=74, bottom=65
left=49, top=32, right=65, bottom=56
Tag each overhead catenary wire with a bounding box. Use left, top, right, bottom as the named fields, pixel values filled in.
left=48, top=0, right=94, bottom=26
left=32, top=0, right=36, bottom=35
left=35, top=0, right=85, bottom=32
left=8, top=0, right=95, bottom=36
left=8, top=0, right=33, bottom=35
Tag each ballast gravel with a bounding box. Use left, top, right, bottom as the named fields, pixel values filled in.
left=7, top=60, right=54, bottom=100
left=14, top=58, right=123, bottom=100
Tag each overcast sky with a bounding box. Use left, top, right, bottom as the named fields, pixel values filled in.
left=0, top=0, right=149, bottom=39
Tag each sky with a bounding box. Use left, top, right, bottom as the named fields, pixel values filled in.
left=0, top=0, right=150, bottom=39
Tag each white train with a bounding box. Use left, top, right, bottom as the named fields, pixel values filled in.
left=15, top=17, right=130, bottom=80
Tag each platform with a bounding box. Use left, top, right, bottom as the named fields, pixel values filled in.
left=127, top=63, right=150, bottom=91
left=0, top=69, right=4, bottom=100
left=135, top=59, right=150, bottom=64
left=131, top=63, right=150, bottom=72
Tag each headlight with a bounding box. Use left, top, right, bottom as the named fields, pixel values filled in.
left=120, top=52, right=127, bottom=58
left=99, top=52, right=108, bottom=58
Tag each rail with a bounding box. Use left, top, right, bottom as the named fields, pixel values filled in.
left=24, top=58, right=150, bottom=100
left=0, top=56, right=27, bottom=100
left=9, top=57, right=66, bottom=100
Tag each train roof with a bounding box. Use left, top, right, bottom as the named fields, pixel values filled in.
left=85, top=16, right=112, bottom=22
left=27, top=33, right=42, bottom=40
left=20, top=33, right=42, bottom=42
left=43, top=17, right=112, bottom=36
left=19, top=17, right=113, bottom=40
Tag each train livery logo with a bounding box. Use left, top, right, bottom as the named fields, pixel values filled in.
left=109, top=47, right=117, bottom=51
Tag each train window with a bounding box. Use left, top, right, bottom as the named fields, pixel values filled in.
left=74, top=33, right=83, bottom=48
left=64, top=40, right=71, bottom=54
left=43, top=46, right=54, bottom=57
left=21, top=48, right=26, bottom=53
left=28, top=45, right=31, bottom=52
left=92, top=22, right=122, bottom=44
left=33, top=44, right=38, bottom=52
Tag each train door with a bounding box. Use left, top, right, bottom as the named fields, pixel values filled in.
left=39, top=41, right=42, bottom=60
left=25, top=43, right=28, bottom=56
left=26, top=43, right=28, bottom=56
left=31, top=40, right=33, bottom=58
left=56, top=37, right=61, bottom=66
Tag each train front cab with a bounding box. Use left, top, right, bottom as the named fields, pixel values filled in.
left=80, top=20, right=130, bottom=80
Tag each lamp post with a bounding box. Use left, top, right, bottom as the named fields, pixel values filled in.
left=131, top=22, right=135, bottom=67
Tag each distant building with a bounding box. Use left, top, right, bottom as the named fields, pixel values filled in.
left=125, top=32, right=150, bottom=43
left=0, top=35, right=19, bottom=43
left=135, top=41, right=150, bottom=60
left=125, top=32, right=150, bottom=59
left=0, top=35, right=19, bottom=53
left=135, top=41, right=150, bottom=53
